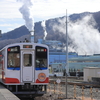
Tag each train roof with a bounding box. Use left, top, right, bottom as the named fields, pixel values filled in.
left=69, top=55, right=100, bottom=61
left=0, top=42, right=48, bottom=51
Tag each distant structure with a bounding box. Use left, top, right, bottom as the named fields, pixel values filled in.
left=69, top=54, right=100, bottom=72
left=37, top=39, right=78, bottom=64
left=37, top=39, right=100, bottom=74
left=0, top=30, right=2, bottom=37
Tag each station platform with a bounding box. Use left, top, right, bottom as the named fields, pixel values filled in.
left=0, top=83, right=20, bottom=100
left=0, top=73, right=20, bottom=100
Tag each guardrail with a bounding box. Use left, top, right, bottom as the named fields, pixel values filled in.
left=46, top=78, right=100, bottom=100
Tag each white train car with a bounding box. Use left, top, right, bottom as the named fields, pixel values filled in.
left=0, top=42, right=49, bottom=98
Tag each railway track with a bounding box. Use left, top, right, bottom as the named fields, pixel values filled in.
left=20, top=76, right=100, bottom=100
left=49, top=76, right=100, bottom=87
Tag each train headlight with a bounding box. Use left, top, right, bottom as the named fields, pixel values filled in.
left=38, top=73, right=46, bottom=82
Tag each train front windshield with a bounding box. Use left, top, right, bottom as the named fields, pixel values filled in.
left=7, top=46, right=20, bottom=69
left=35, top=46, right=48, bottom=69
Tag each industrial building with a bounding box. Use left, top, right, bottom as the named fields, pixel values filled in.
left=69, top=54, right=100, bottom=72
left=38, top=39, right=100, bottom=74
left=37, top=39, right=78, bottom=64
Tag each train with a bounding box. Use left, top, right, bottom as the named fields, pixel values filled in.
left=0, top=42, right=49, bottom=98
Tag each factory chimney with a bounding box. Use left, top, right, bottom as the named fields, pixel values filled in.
left=17, top=0, right=34, bottom=43
left=30, top=31, right=34, bottom=43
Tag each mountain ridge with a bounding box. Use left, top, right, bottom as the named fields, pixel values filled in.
left=0, top=11, right=100, bottom=54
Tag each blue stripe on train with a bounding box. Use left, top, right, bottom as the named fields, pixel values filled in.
left=7, top=67, right=47, bottom=70
left=35, top=67, right=47, bottom=70
left=7, top=67, right=20, bottom=70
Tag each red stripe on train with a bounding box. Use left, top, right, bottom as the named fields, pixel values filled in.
left=3, top=77, right=20, bottom=83
left=36, top=77, right=49, bottom=83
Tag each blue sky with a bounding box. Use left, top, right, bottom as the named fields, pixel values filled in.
left=0, top=0, right=100, bottom=33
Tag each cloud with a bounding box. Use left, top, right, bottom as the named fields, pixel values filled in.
left=17, top=0, right=34, bottom=32
left=68, top=15, right=100, bottom=55
left=52, top=14, right=100, bottom=55
left=0, top=18, right=24, bottom=33
left=1, top=0, right=100, bottom=33
left=33, top=0, right=100, bottom=20
left=0, top=0, right=22, bottom=18
left=1, top=0, right=100, bottom=20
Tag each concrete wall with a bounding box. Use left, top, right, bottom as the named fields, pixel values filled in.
left=84, top=67, right=100, bottom=82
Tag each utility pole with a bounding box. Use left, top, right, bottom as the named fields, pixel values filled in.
left=65, top=9, right=68, bottom=99
left=0, top=30, right=2, bottom=37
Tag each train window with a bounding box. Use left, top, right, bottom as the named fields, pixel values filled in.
left=7, top=46, right=20, bottom=68
left=23, top=54, right=32, bottom=66
left=35, top=46, right=47, bottom=68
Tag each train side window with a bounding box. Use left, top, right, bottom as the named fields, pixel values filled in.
left=7, top=46, right=20, bottom=68
left=23, top=54, right=32, bottom=66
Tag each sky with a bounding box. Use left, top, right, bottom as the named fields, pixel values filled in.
left=0, top=0, right=100, bottom=33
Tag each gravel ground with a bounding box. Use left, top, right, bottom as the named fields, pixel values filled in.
left=35, top=83, right=100, bottom=100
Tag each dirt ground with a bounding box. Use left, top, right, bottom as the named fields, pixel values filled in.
left=35, top=83, right=100, bottom=100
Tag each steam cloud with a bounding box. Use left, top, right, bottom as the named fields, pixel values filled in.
left=53, top=14, right=100, bottom=55
left=17, top=0, right=34, bottom=35
left=41, top=20, right=47, bottom=40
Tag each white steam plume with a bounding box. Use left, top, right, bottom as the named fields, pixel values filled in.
left=17, top=0, right=34, bottom=35
left=53, top=14, right=100, bottom=55
left=41, top=20, right=47, bottom=40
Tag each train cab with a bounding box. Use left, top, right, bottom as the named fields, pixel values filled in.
left=0, top=43, right=49, bottom=98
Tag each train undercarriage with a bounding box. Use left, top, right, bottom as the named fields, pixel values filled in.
left=6, top=84, right=47, bottom=98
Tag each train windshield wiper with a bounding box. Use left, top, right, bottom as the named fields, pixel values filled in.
left=39, top=64, right=42, bottom=70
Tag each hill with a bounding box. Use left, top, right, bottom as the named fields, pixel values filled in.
left=0, top=11, right=100, bottom=55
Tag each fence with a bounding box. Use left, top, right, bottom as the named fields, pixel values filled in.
left=46, top=82, right=100, bottom=100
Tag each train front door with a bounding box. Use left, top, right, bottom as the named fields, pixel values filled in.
left=21, top=51, right=34, bottom=82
